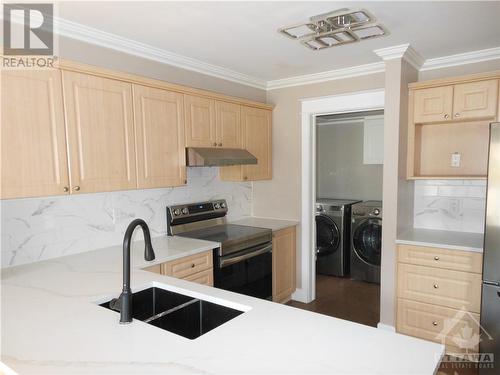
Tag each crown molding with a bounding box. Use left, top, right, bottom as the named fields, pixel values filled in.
left=374, top=43, right=425, bottom=70
left=421, top=46, right=500, bottom=71
left=266, top=62, right=385, bottom=90
left=4, top=11, right=267, bottom=90
left=6, top=10, right=499, bottom=92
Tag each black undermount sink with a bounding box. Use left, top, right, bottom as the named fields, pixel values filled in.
left=100, top=287, right=244, bottom=339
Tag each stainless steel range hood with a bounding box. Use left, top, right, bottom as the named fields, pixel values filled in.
left=186, top=147, right=258, bottom=167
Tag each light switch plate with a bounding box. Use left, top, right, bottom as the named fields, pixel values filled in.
left=451, top=152, right=461, bottom=168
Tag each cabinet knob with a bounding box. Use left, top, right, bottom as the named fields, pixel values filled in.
left=184, top=179, right=187, bottom=184
left=213, top=142, right=217, bottom=146
left=191, top=263, right=195, bottom=268
left=243, top=176, right=248, bottom=180
left=73, top=186, right=81, bottom=191
left=218, top=143, right=222, bottom=147
left=444, top=114, right=449, bottom=119
left=434, top=256, right=440, bottom=261
left=433, top=283, right=439, bottom=289
left=454, top=113, right=460, bottom=118
left=432, top=321, right=438, bottom=326
left=63, top=186, right=69, bottom=192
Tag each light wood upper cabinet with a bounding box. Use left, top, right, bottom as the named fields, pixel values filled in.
left=184, top=95, right=216, bottom=147
left=242, top=107, right=272, bottom=180
left=62, top=71, right=137, bottom=193
left=133, top=85, right=186, bottom=189
left=1, top=69, right=70, bottom=199
left=273, top=226, right=296, bottom=303
left=413, top=86, right=453, bottom=124
left=216, top=101, right=241, bottom=148
left=407, top=72, right=499, bottom=179
left=220, top=106, right=272, bottom=181
left=452, top=79, right=498, bottom=120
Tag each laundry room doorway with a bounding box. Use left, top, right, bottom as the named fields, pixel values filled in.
left=291, top=89, right=385, bottom=328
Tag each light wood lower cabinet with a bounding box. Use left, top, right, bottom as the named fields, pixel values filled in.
left=397, top=263, right=482, bottom=313
left=396, top=244, right=483, bottom=355
left=1, top=69, right=70, bottom=199
left=272, top=226, right=296, bottom=303
left=133, top=85, right=186, bottom=189
left=62, top=71, right=137, bottom=193
left=142, top=250, right=214, bottom=287
left=397, top=299, right=480, bottom=354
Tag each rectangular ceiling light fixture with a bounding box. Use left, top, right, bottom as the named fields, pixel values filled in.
left=279, top=8, right=388, bottom=51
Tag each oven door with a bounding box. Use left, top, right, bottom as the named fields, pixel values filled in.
left=214, top=242, right=272, bottom=300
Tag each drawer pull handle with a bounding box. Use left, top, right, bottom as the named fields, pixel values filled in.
left=433, top=284, right=439, bottom=289
left=432, top=321, right=438, bottom=326
left=434, top=256, right=440, bottom=261
left=191, top=263, right=195, bottom=268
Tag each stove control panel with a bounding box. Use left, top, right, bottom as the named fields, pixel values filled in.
left=168, top=199, right=228, bottom=218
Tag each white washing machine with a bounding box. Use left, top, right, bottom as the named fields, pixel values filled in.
left=315, top=199, right=361, bottom=277
left=350, top=201, right=382, bottom=284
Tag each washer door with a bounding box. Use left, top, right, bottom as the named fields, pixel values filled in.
left=315, top=214, right=341, bottom=257
left=352, top=217, right=382, bottom=266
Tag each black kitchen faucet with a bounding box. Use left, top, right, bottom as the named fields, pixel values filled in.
left=110, top=219, right=155, bottom=324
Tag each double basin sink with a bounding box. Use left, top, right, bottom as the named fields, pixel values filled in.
left=100, top=287, right=244, bottom=339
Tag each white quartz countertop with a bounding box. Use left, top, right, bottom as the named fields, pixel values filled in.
left=230, top=217, right=299, bottom=232
left=2, top=235, right=443, bottom=374
left=396, top=228, right=484, bottom=252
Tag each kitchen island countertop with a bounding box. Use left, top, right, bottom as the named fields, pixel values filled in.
left=1, top=235, right=443, bottom=374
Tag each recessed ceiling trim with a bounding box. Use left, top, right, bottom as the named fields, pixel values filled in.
left=8, top=12, right=499, bottom=92
left=374, top=43, right=425, bottom=70
left=421, top=46, right=500, bottom=71
left=5, top=12, right=268, bottom=90
left=266, top=62, right=385, bottom=90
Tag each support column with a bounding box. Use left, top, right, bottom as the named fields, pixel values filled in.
left=374, top=44, right=421, bottom=329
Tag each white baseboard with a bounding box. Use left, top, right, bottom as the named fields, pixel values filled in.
left=377, top=322, right=396, bottom=332
left=291, top=287, right=309, bottom=303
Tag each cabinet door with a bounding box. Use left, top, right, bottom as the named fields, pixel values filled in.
left=62, top=71, right=137, bottom=193
left=1, top=69, right=69, bottom=199
left=215, top=101, right=241, bottom=148
left=242, top=107, right=272, bottom=180
left=453, top=79, right=498, bottom=120
left=184, top=95, right=216, bottom=147
left=273, top=226, right=296, bottom=303
left=133, top=85, right=186, bottom=189
left=413, top=86, right=453, bottom=124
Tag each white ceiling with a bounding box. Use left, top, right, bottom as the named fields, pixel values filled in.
left=58, top=1, right=500, bottom=82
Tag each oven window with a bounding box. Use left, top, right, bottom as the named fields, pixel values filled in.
left=214, top=249, right=272, bottom=300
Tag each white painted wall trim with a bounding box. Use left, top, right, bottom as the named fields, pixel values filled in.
left=294, top=89, right=385, bottom=304
left=11, top=11, right=498, bottom=92
left=377, top=323, right=396, bottom=332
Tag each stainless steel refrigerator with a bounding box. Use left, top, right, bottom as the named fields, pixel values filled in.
left=480, top=122, right=500, bottom=375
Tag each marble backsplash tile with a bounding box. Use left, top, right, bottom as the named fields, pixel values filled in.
left=414, top=180, right=486, bottom=233
left=1, top=168, right=252, bottom=268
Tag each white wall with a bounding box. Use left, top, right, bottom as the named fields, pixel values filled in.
left=316, top=121, right=383, bottom=201
left=1, top=168, right=251, bottom=268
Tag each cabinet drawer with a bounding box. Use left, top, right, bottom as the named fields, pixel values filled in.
left=397, top=299, right=480, bottom=353
left=398, top=245, right=483, bottom=273
left=161, top=251, right=213, bottom=279
left=397, top=263, right=482, bottom=312
left=183, top=268, right=214, bottom=287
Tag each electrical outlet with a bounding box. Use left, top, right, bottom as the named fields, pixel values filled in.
left=450, top=152, right=461, bottom=168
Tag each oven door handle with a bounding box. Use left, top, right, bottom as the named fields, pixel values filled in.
left=219, top=243, right=272, bottom=268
